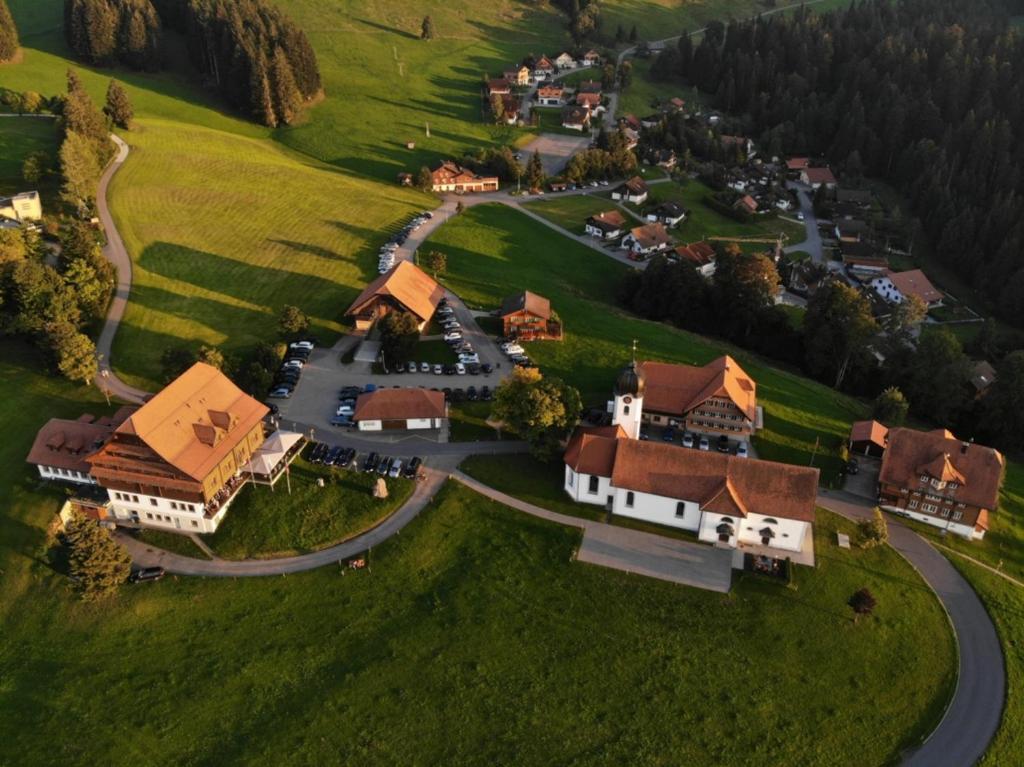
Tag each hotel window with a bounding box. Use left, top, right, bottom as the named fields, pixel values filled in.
left=952, top=511, right=963, bottom=521
left=146, top=512, right=153, bottom=520
left=188, top=504, right=196, bottom=512
left=922, top=503, right=938, bottom=513
left=191, top=520, right=199, bottom=528
left=150, top=498, right=158, bottom=506
left=940, top=508, right=950, bottom=518
left=625, top=492, right=635, bottom=508
left=908, top=500, right=919, bottom=509
left=675, top=502, right=686, bottom=518
left=588, top=476, right=599, bottom=494
left=623, top=405, right=630, bottom=415
left=948, top=482, right=958, bottom=490
left=132, top=495, right=139, bottom=503
left=170, top=502, right=178, bottom=510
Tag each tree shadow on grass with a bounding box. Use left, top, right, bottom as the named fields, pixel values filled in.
left=353, top=17, right=418, bottom=40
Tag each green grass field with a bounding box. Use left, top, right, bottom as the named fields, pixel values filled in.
left=0, top=116, right=58, bottom=197
left=427, top=203, right=864, bottom=483
left=205, top=456, right=413, bottom=560
left=133, top=528, right=212, bottom=559
left=523, top=192, right=641, bottom=233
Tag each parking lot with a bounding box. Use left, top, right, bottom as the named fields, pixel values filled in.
left=639, top=422, right=755, bottom=458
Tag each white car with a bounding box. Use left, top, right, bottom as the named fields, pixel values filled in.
left=503, top=345, right=525, bottom=356
left=735, top=442, right=749, bottom=458
left=282, top=359, right=304, bottom=369
left=444, top=332, right=463, bottom=342
left=388, top=459, right=403, bottom=478
left=420, top=361, right=430, bottom=373
left=459, top=354, right=480, bottom=364
left=336, top=404, right=354, bottom=416
left=455, top=363, right=467, bottom=375
left=433, top=364, right=443, bottom=375
left=290, top=341, right=314, bottom=351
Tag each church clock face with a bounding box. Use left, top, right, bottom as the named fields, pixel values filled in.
left=623, top=396, right=633, bottom=404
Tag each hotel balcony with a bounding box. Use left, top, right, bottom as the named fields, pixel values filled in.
left=205, top=474, right=249, bottom=519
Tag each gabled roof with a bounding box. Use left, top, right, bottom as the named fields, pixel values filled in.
left=89, top=364, right=268, bottom=482
left=786, top=157, right=810, bottom=170
left=537, top=83, right=564, bottom=97
left=486, top=78, right=511, bottom=92
left=353, top=389, right=446, bottom=422
left=500, top=290, right=551, bottom=320
left=564, top=425, right=626, bottom=476
left=562, top=105, right=591, bottom=125
left=638, top=356, right=756, bottom=421
left=578, top=80, right=602, bottom=94
left=576, top=92, right=601, bottom=107
left=587, top=210, right=626, bottom=230
left=888, top=269, right=942, bottom=304
left=674, top=241, right=716, bottom=267
left=652, top=202, right=686, bottom=219
left=26, top=407, right=135, bottom=475
left=345, top=261, right=444, bottom=322
left=850, top=420, right=889, bottom=449
left=879, top=427, right=1004, bottom=511
left=971, top=360, right=997, bottom=392
left=626, top=223, right=672, bottom=250
left=801, top=166, right=837, bottom=185
left=619, top=176, right=649, bottom=195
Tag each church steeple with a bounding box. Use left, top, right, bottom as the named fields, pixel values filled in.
left=612, top=341, right=644, bottom=439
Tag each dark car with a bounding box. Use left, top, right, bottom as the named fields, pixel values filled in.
left=847, top=459, right=860, bottom=475
left=452, top=388, right=466, bottom=403
left=308, top=442, right=326, bottom=463
left=662, top=427, right=676, bottom=442
left=481, top=363, right=494, bottom=374
left=330, top=415, right=353, bottom=427
left=717, top=435, right=731, bottom=453
left=480, top=386, right=492, bottom=401
left=324, top=446, right=343, bottom=465
left=467, top=386, right=478, bottom=401
left=404, top=456, right=422, bottom=479
left=335, top=448, right=356, bottom=468
left=264, top=403, right=280, bottom=416
left=363, top=451, right=379, bottom=472
left=468, top=363, right=481, bottom=375
left=377, top=456, right=392, bottom=476
left=128, top=566, right=165, bottom=584
left=276, top=372, right=301, bottom=385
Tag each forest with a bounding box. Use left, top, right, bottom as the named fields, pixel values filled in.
left=63, top=0, right=321, bottom=126
left=650, top=0, right=1024, bottom=325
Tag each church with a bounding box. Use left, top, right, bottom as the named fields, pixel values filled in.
left=563, top=359, right=820, bottom=561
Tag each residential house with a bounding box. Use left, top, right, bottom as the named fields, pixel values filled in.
left=26, top=407, right=136, bottom=486
left=498, top=94, right=521, bottom=124
left=645, top=201, right=687, bottom=227
left=536, top=83, right=565, bottom=106
left=870, top=269, right=943, bottom=308
left=634, top=356, right=759, bottom=437
left=0, top=191, right=42, bottom=224
left=835, top=218, right=870, bottom=242
left=674, top=241, right=717, bottom=277
left=971, top=361, right=997, bottom=398
left=621, top=127, right=640, bottom=151
left=485, top=78, right=511, bottom=97
left=353, top=389, right=447, bottom=432
left=639, top=114, right=662, bottom=129
left=800, top=166, right=837, bottom=189
left=86, top=363, right=271, bottom=534
left=428, top=160, right=499, bottom=194
left=622, top=222, right=672, bottom=258
left=663, top=97, right=686, bottom=113
left=734, top=195, right=758, bottom=215
left=849, top=420, right=889, bottom=458
left=581, top=49, right=602, bottom=67
left=620, top=113, right=642, bottom=132
left=499, top=290, right=561, bottom=340
left=554, top=52, right=576, bottom=70
left=648, top=148, right=677, bottom=170
left=836, top=188, right=873, bottom=209
left=611, top=176, right=649, bottom=204
left=840, top=241, right=887, bottom=275
left=575, top=91, right=602, bottom=110
left=345, top=261, right=445, bottom=331
left=504, top=66, right=531, bottom=87
left=561, top=105, right=592, bottom=131
left=577, top=80, right=602, bottom=95
left=533, top=55, right=555, bottom=79
left=878, top=427, right=1004, bottom=540
left=585, top=210, right=628, bottom=240
left=786, top=157, right=810, bottom=172
left=563, top=361, right=817, bottom=562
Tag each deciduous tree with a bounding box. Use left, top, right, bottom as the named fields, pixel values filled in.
left=0, top=0, right=19, bottom=62
left=803, top=281, right=878, bottom=389
left=45, top=320, right=98, bottom=384
left=423, top=250, right=447, bottom=277
left=848, top=587, right=877, bottom=622
left=526, top=150, right=545, bottom=190
left=857, top=508, right=888, bottom=549
left=872, top=386, right=909, bottom=426
left=421, top=15, right=434, bottom=40
left=378, top=310, right=420, bottom=368
left=278, top=304, right=310, bottom=337
left=491, top=367, right=581, bottom=459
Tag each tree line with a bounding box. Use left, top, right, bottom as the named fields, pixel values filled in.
left=63, top=0, right=321, bottom=126
left=649, top=0, right=1024, bottom=327
left=0, top=0, right=18, bottom=62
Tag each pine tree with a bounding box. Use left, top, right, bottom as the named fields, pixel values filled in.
left=64, top=509, right=131, bottom=600
left=0, top=0, right=19, bottom=62
left=269, top=46, right=302, bottom=125
left=59, top=130, right=103, bottom=210
left=628, top=24, right=637, bottom=43
left=249, top=53, right=278, bottom=127
left=527, top=150, right=545, bottom=190
left=46, top=321, right=98, bottom=384
left=62, top=69, right=110, bottom=147
left=103, top=79, right=133, bottom=128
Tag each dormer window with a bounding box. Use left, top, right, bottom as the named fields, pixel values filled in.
left=948, top=482, right=958, bottom=490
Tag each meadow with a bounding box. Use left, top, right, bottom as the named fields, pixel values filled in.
left=0, top=116, right=58, bottom=195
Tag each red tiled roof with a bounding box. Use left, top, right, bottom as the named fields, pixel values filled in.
left=345, top=261, right=444, bottom=323
left=26, top=408, right=135, bottom=475
left=353, top=389, right=446, bottom=422
left=888, top=269, right=943, bottom=304
left=801, top=167, right=837, bottom=186
left=564, top=425, right=626, bottom=476
left=639, top=356, right=756, bottom=421
left=850, top=420, right=888, bottom=449
left=500, top=290, right=551, bottom=320
left=674, top=241, right=715, bottom=267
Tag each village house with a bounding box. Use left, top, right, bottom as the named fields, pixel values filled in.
left=554, top=51, right=576, bottom=70
left=870, top=268, right=943, bottom=308
left=575, top=91, right=602, bottom=110
left=85, top=363, right=271, bottom=534
left=532, top=55, right=555, bottom=79
left=0, top=190, right=42, bottom=224
left=26, top=407, right=136, bottom=486
left=611, top=176, right=649, bottom=204
left=622, top=222, right=672, bottom=258
left=577, top=79, right=602, bottom=95
left=499, top=290, right=561, bottom=340
left=345, top=261, right=444, bottom=331
left=621, top=127, right=640, bottom=150
left=485, top=78, right=511, bottom=97
left=634, top=356, right=759, bottom=437
left=734, top=194, right=758, bottom=215
left=585, top=210, right=628, bottom=240
left=836, top=188, right=873, bottom=209
left=662, top=97, right=686, bottom=114
left=647, top=148, right=677, bottom=170
left=536, top=83, right=565, bottom=106
left=786, top=157, right=810, bottom=172
left=800, top=166, right=837, bottom=189
left=353, top=389, right=447, bottom=432
left=971, top=360, right=997, bottom=398
left=503, top=66, right=531, bottom=87
left=428, top=161, right=499, bottom=194
left=498, top=94, right=521, bottom=124
left=877, top=427, right=1004, bottom=540
left=840, top=241, right=888, bottom=276
left=620, top=113, right=642, bottom=132
left=835, top=218, right=870, bottom=242
left=645, top=201, right=687, bottom=227
left=563, top=361, right=817, bottom=562
left=561, top=105, right=591, bottom=131
left=674, top=241, right=717, bottom=277
left=848, top=419, right=889, bottom=459
left=581, top=49, right=602, bottom=67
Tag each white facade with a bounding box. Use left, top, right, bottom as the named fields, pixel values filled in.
left=612, top=390, right=643, bottom=440
left=881, top=504, right=983, bottom=540
left=537, top=95, right=563, bottom=106
left=871, top=275, right=904, bottom=304
left=611, top=189, right=647, bottom=204
left=554, top=53, right=576, bottom=70
left=584, top=222, right=622, bottom=239
left=357, top=417, right=443, bottom=432
left=698, top=510, right=808, bottom=553
left=107, top=489, right=232, bottom=534
left=0, top=191, right=42, bottom=222
left=35, top=464, right=97, bottom=485
left=621, top=234, right=669, bottom=257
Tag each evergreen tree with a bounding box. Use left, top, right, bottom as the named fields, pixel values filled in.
left=270, top=46, right=302, bottom=125
left=103, top=79, right=133, bottom=128
left=62, top=69, right=109, bottom=146
left=628, top=24, right=637, bottom=43
left=0, top=0, right=19, bottom=62
left=421, top=15, right=434, bottom=40
left=64, top=509, right=131, bottom=600
left=803, top=281, right=878, bottom=389
left=46, top=320, right=98, bottom=384
left=615, top=24, right=625, bottom=43
left=59, top=130, right=103, bottom=210
left=526, top=150, right=545, bottom=190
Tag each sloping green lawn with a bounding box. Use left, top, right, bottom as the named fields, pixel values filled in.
left=0, top=116, right=59, bottom=197
left=425, top=203, right=864, bottom=483
left=523, top=193, right=640, bottom=233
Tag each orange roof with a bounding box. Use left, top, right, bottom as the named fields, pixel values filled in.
left=627, top=223, right=672, bottom=249
left=888, top=269, right=942, bottom=304
left=801, top=166, right=836, bottom=185
left=500, top=290, right=551, bottom=320
left=576, top=92, right=601, bottom=107
left=353, top=389, right=446, bottom=421
left=90, top=363, right=268, bottom=482
left=639, top=356, right=756, bottom=421
left=538, top=84, right=564, bottom=97
left=589, top=210, right=626, bottom=228
left=26, top=407, right=135, bottom=475
left=675, top=241, right=716, bottom=267
left=786, top=157, right=810, bottom=170
left=850, top=420, right=888, bottom=448
left=345, top=261, right=444, bottom=323
left=879, top=428, right=1004, bottom=511
left=564, top=425, right=626, bottom=476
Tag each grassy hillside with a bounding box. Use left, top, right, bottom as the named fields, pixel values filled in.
left=0, top=117, right=58, bottom=195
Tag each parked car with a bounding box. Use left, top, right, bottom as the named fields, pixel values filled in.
left=330, top=415, right=353, bottom=427
left=282, top=359, right=304, bottom=369
left=846, top=458, right=859, bottom=475
left=736, top=442, right=749, bottom=458
left=455, top=363, right=467, bottom=375
left=419, top=361, right=430, bottom=373
left=363, top=452, right=379, bottom=472
left=451, top=388, right=466, bottom=402
left=467, top=386, right=478, bottom=401
left=290, top=341, right=315, bottom=351
left=639, top=428, right=649, bottom=441
left=364, top=383, right=377, bottom=393
left=444, top=364, right=457, bottom=375
left=404, top=457, right=422, bottom=479
left=433, top=364, right=443, bottom=375
left=339, top=386, right=361, bottom=399
left=481, top=363, right=494, bottom=374
left=467, top=363, right=481, bottom=375
left=336, top=403, right=354, bottom=416
left=325, top=446, right=343, bottom=465
left=265, top=403, right=280, bottom=416
left=682, top=432, right=694, bottom=449
left=480, top=386, right=492, bottom=401
left=377, top=456, right=393, bottom=476
left=444, top=332, right=463, bottom=343
left=662, top=427, right=676, bottom=442
left=388, top=459, right=403, bottom=478
left=717, top=435, right=731, bottom=453
left=268, top=387, right=293, bottom=399
left=128, top=566, right=165, bottom=584
left=698, top=436, right=710, bottom=451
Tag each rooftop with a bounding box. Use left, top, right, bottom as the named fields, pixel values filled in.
left=345, top=261, right=445, bottom=322
left=500, top=290, right=551, bottom=320
left=638, top=356, right=756, bottom=421
left=353, top=388, right=447, bottom=422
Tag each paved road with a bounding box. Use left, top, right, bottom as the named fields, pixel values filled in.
left=818, top=490, right=1005, bottom=767
left=782, top=183, right=824, bottom=263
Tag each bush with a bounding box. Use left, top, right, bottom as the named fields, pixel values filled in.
left=857, top=508, right=889, bottom=549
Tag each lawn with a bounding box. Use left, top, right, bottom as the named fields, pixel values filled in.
left=616, top=59, right=702, bottom=117
left=205, top=456, right=413, bottom=560
left=532, top=105, right=593, bottom=136
left=132, top=528, right=211, bottom=560
left=0, top=116, right=59, bottom=199
left=449, top=401, right=503, bottom=441
left=523, top=192, right=640, bottom=233
left=424, top=203, right=866, bottom=483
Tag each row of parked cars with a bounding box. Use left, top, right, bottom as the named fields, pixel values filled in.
left=437, top=299, right=484, bottom=368
left=378, top=211, right=435, bottom=273
left=269, top=341, right=316, bottom=399
left=646, top=427, right=749, bottom=457
left=307, top=441, right=424, bottom=480
left=500, top=340, right=535, bottom=368
left=390, top=360, right=494, bottom=377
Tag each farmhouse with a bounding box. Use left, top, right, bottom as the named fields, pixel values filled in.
left=485, top=78, right=511, bottom=96
left=353, top=389, right=447, bottom=432
left=849, top=419, right=889, bottom=458
left=878, top=427, right=1004, bottom=540
left=635, top=356, right=758, bottom=437
left=345, top=261, right=445, bottom=331
left=645, top=201, right=687, bottom=227
left=561, top=105, right=591, bottom=131
left=536, top=83, right=565, bottom=106
left=504, top=66, right=531, bottom=86
left=611, top=176, right=649, bottom=204
left=800, top=166, right=837, bottom=189
left=674, top=241, right=717, bottom=277
left=563, top=362, right=817, bottom=560
left=622, top=222, right=672, bottom=258
left=429, top=161, right=499, bottom=193
left=554, top=52, right=576, bottom=69
left=720, top=135, right=754, bottom=157
left=26, top=407, right=136, bottom=486
left=0, top=190, right=42, bottom=223
left=581, top=49, right=601, bottom=67
left=585, top=210, right=628, bottom=239
left=576, top=91, right=602, bottom=109
left=86, top=363, right=271, bottom=534
left=533, top=55, right=555, bottom=78
left=871, top=269, right=943, bottom=307
left=499, top=290, right=561, bottom=340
